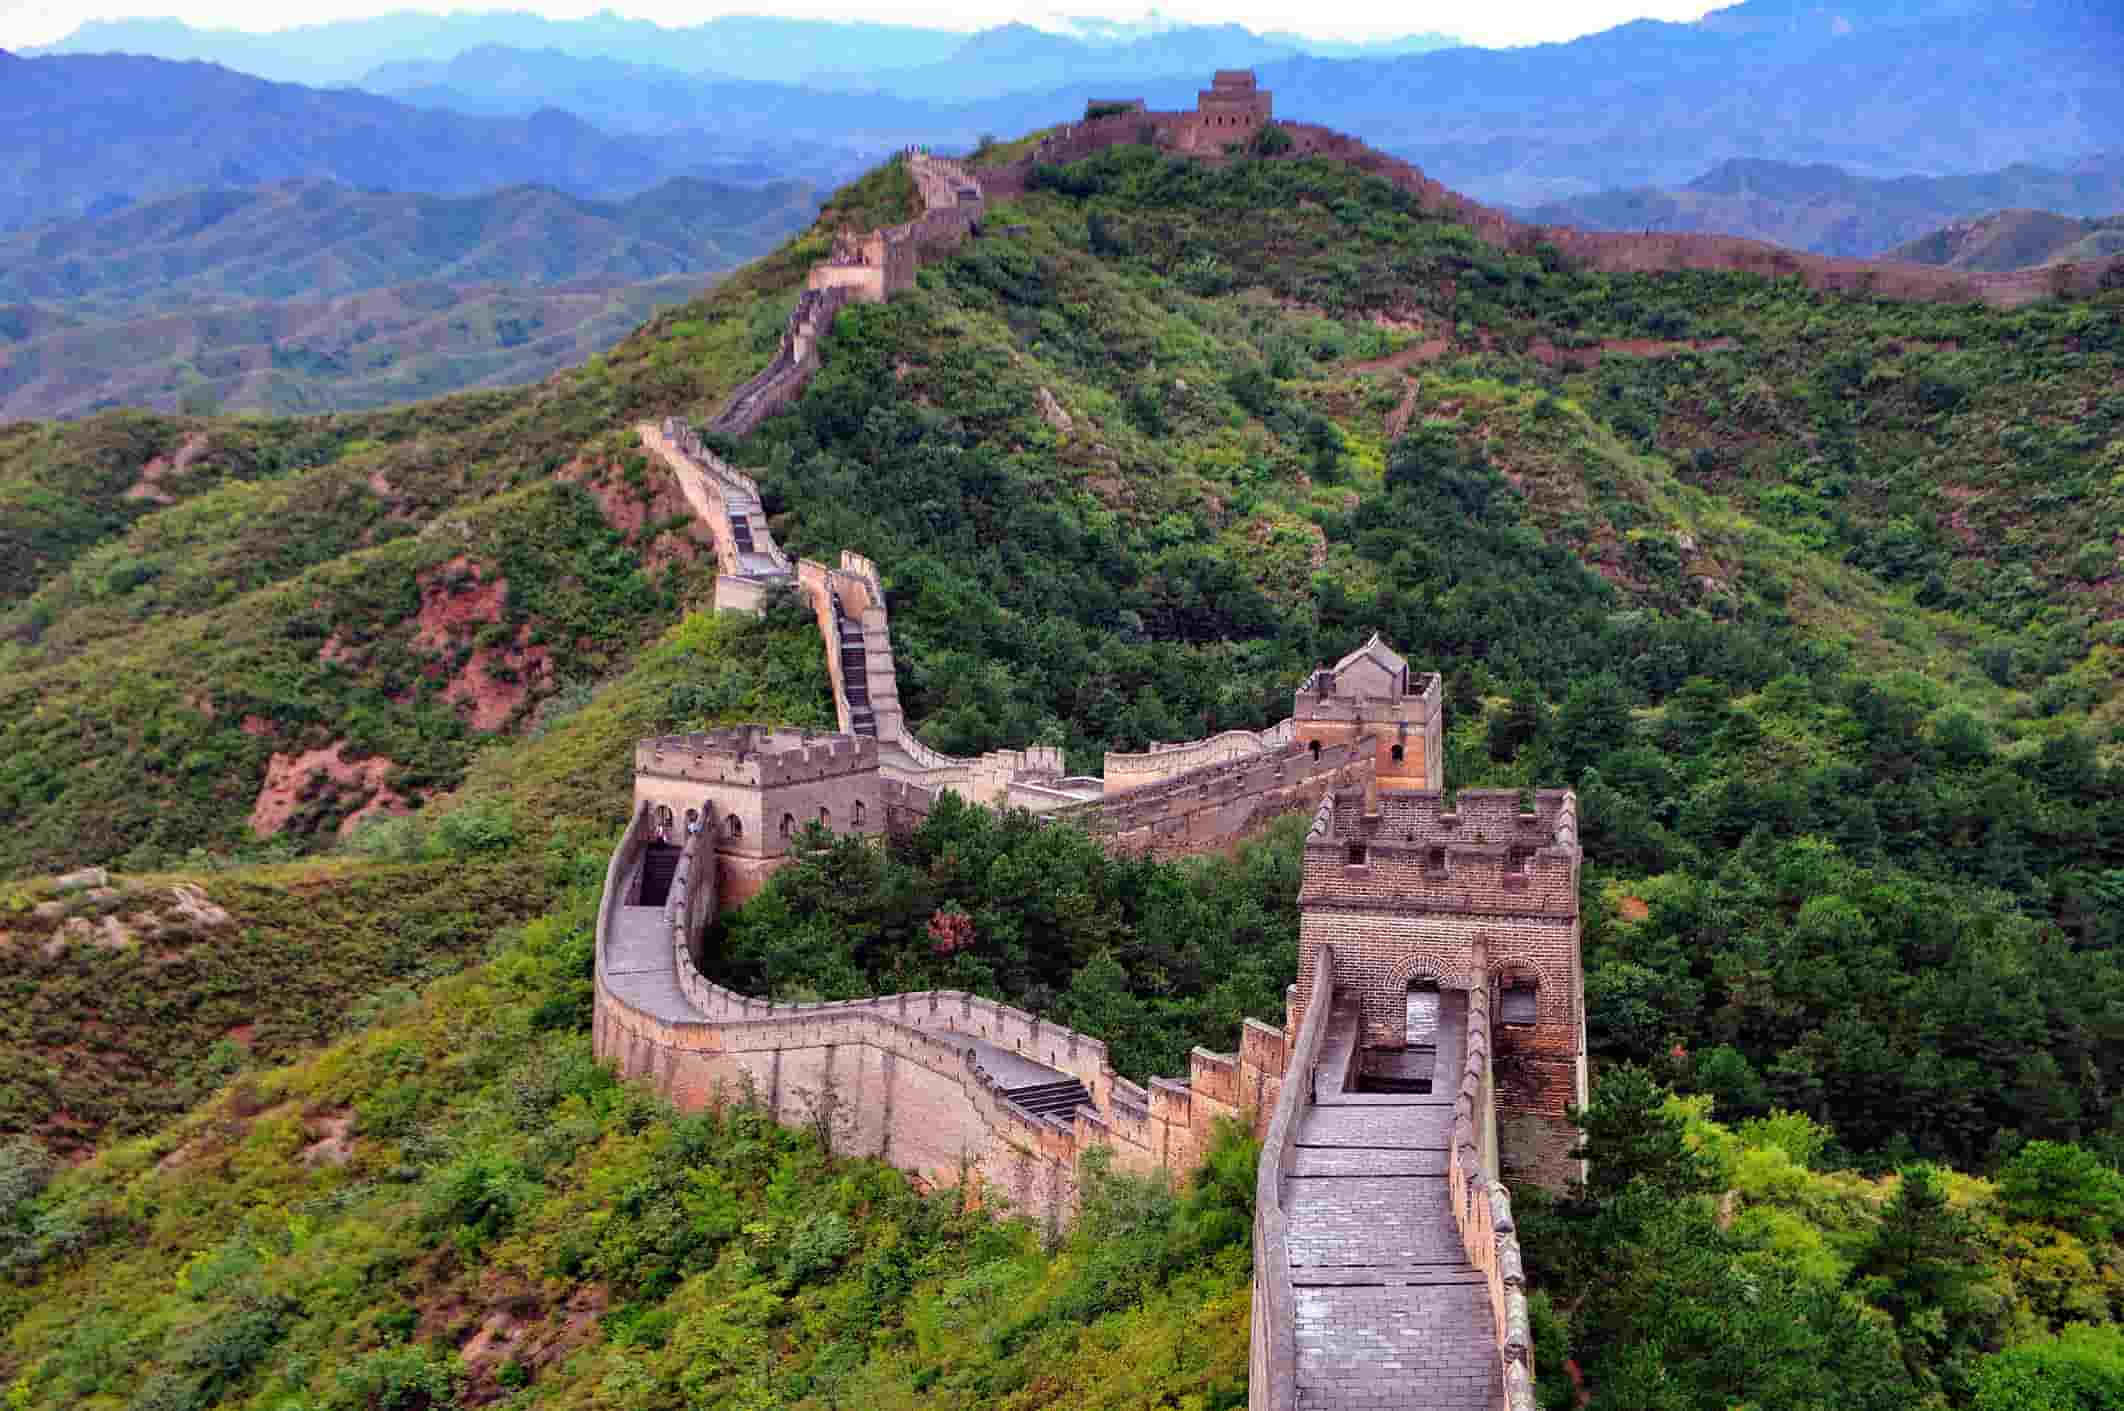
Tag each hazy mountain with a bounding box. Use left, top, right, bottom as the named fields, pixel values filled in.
left=808, top=22, right=1298, bottom=101
left=1257, top=30, right=1461, bottom=59
left=0, top=174, right=819, bottom=419
left=1252, top=0, right=2124, bottom=204
left=21, top=0, right=2124, bottom=214
left=1889, top=208, right=2124, bottom=269
left=0, top=275, right=710, bottom=421
left=27, top=12, right=1458, bottom=90
left=0, top=177, right=817, bottom=313
left=359, top=45, right=970, bottom=137
left=25, top=11, right=970, bottom=87
left=1522, top=153, right=2124, bottom=257
left=0, top=52, right=854, bottom=231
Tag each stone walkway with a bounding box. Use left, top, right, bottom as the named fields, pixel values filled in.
left=1285, top=992, right=1500, bottom=1410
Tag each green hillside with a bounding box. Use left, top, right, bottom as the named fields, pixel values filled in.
left=3, top=141, right=2124, bottom=1409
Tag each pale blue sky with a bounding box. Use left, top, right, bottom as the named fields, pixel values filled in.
left=2, top=1, right=1729, bottom=56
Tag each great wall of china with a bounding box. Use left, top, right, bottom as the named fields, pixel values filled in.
left=591, top=74, right=2118, bottom=1410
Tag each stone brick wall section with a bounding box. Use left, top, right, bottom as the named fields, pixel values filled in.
left=1101, top=720, right=1295, bottom=790
left=709, top=152, right=985, bottom=442
left=1450, top=968, right=1538, bottom=1411
left=1295, top=785, right=1587, bottom=1190
left=1249, top=944, right=1336, bottom=1411
left=593, top=786, right=1293, bottom=1225
left=985, top=91, right=2123, bottom=311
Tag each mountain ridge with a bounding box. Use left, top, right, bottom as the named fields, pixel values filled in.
left=1889, top=207, right=2124, bottom=269
left=1522, top=152, right=2124, bottom=257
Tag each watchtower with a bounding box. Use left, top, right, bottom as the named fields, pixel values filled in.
left=1290, top=645, right=1586, bottom=1191
left=633, top=726, right=884, bottom=909
left=1186, top=69, right=1272, bottom=147
left=1293, top=635, right=1443, bottom=793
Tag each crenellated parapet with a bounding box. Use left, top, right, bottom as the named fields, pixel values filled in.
left=593, top=786, right=1290, bottom=1225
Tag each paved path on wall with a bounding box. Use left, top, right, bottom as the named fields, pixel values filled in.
left=605, top=904, right=690, bottom=1016
left=606, top=883, right=1075, bottom=1096
left=1284, top=993, right=1499, bottom=1410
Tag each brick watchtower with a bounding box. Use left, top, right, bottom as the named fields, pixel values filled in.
left=633, top=726, right=885, bottom=910
left=1291, top=641, right=1586, bottom=1191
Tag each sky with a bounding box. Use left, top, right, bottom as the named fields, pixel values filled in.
left=0, top=0, right=1731, bottom=53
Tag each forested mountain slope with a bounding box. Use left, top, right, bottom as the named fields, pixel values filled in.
left=2, top=141, right=2123, bottom=1409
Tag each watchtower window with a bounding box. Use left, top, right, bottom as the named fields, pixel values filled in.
left=1390, top=743, right=1405, bottom=764
left=818, top=806, right=832, bottom=830
left=1346, top=842, right=1368, bottom=866
left=852, top=799, right=866, bottom=827
left=779, top=813, right=795, bottom=840
left=1426, top=846, right=1448, bottom=873
left=1309, top=739, right=1322, bottom=761
left=1500, top=983, right=1538, bottom=1026
left=725, top=814, right=742, bottom=839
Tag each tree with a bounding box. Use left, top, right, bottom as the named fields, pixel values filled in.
left=1558, top=673, right=1635, bottom=776
left=1488, top=688, right=1546, bottom=763
left=1850, top=1164, right=1987, bottom=1384
left=1971, top=1324, right=2124, bottom=1411
left=1570, top=1065, right=1716, bottom=1204
left=1998, top=1141, right=2124, bottom=1244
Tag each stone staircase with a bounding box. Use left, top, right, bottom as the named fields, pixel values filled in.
left=638, top=842, right=681, bottom=908
left=1004, top=1077, right=1092, bottom=1120
left=832, top=592, right=876, bottom=738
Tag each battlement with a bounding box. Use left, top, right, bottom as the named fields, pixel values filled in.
left=636, top=727, right=878, bottom=788
left=1302, top=788, right=1582, bottom=917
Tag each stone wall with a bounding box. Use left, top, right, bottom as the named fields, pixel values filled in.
left=984, top=106, right=2124, bottom=312
left=1248, top=947, right=1338, bottom=1411
left=593, top=798, right=1292, bottom=1224
left=711, top=153, right=984, bottom=442
left=1448, top=967, right=1538, bottom=1411
left=1054, top=737, right=1374, bottom=857
left=1101, top=720, right=1296, bottom=790
left=710, top=284, right=853, bottom=439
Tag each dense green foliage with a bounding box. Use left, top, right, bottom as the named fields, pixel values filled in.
left=715, top=145, right=2124, bottom=1172
left=722, top=797, right=1303, bottom=1081
left=1527, top=1073, right=2124, bottom=1410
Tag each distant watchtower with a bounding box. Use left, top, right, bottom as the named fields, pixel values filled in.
left=1183, top=69, right=1272, bottom=149
left=633, top=726, right=885, bottom=910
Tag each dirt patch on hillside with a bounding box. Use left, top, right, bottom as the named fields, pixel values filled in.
left=1940, top=484, right=1986, bottom=549
left=413, top=556, right=507, bottom=650
left=1351, top=337, right=1453, bottom=374
left=564, top=456, right=715, bottom=574
left=248, top=741, right=411, bottom=838
left=299, top=1110, right=355, bottom=1168
left=123, top=431, right=209, bottom=505
left=442, top=630, right=554, bottom=732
